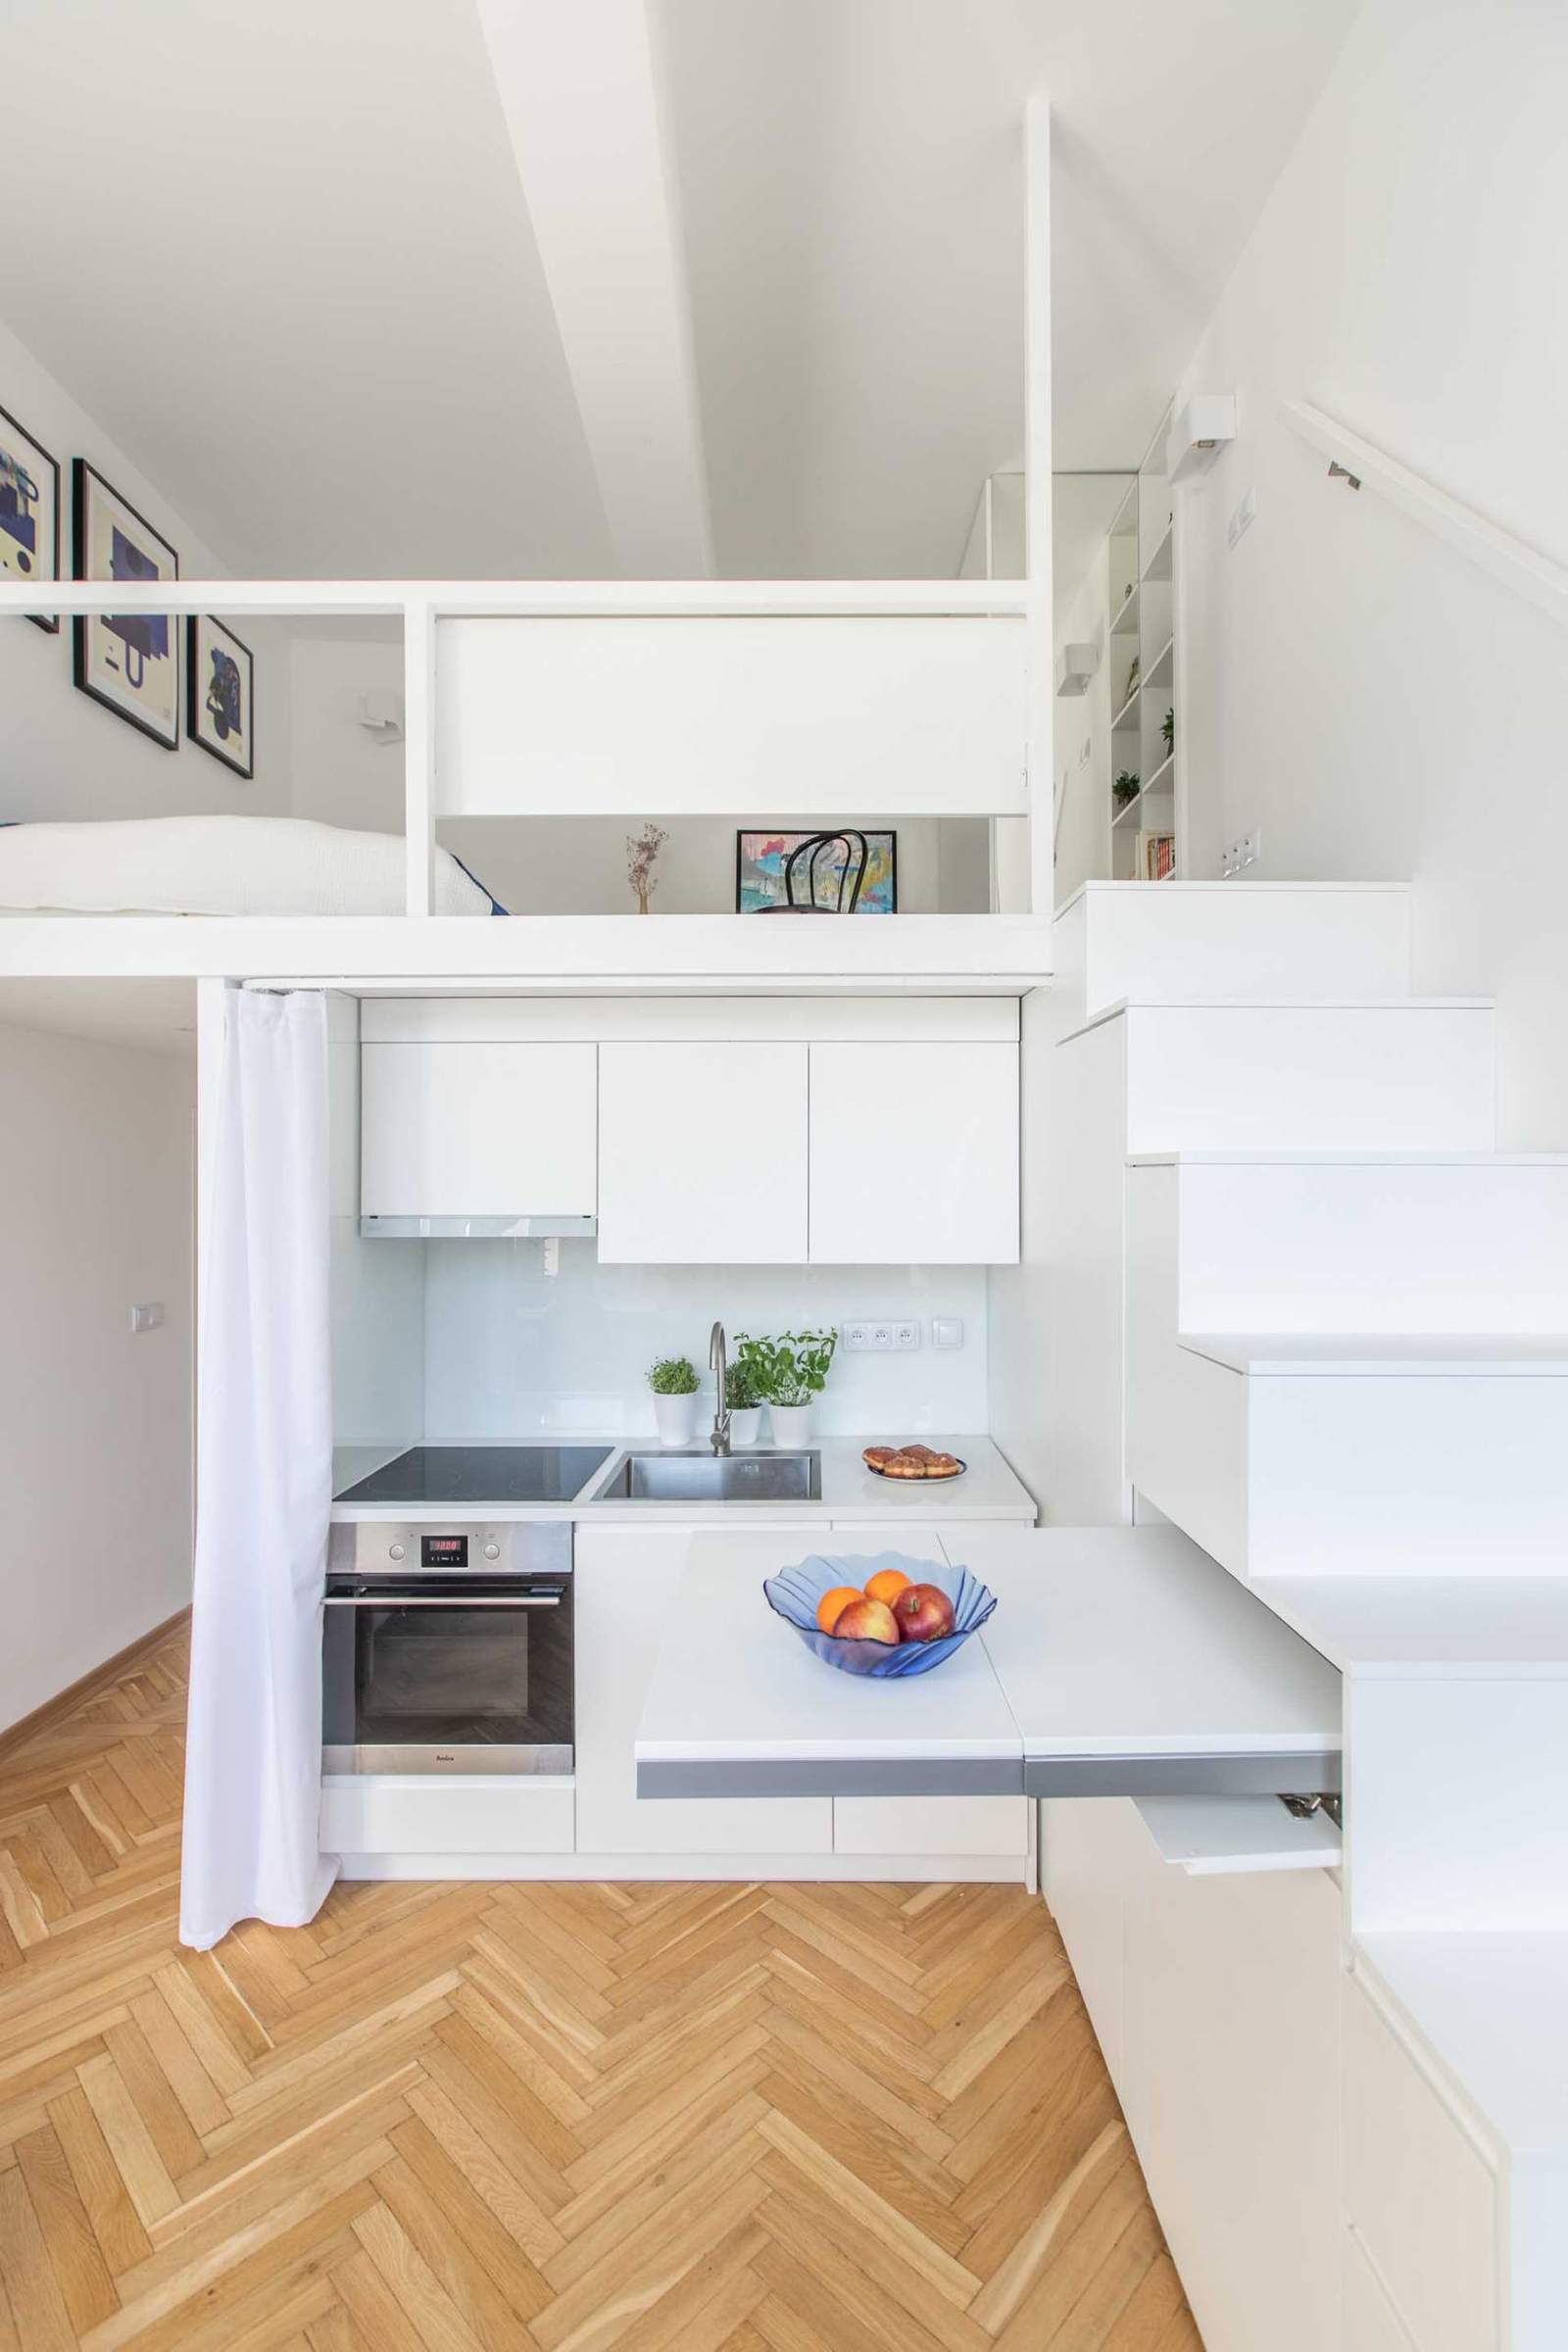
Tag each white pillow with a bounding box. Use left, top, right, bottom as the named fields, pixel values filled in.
left=0, top=815, right=499, bottom=916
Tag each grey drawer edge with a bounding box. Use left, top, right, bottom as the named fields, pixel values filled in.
left=637, top=1756, right=1025, bottom=1799
left=1025, top=1747, right=1342, bottom=1798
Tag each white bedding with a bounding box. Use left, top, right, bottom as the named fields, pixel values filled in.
left=0, top=815, right=501, bottom=916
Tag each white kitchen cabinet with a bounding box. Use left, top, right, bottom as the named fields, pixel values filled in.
left=574, top=1530, right=832, bottom=1854
left=1344, top=1977, right=1497, bottom=2352
left=833, top=1794, right=1027, bottom=1857
left=596, top=1042, right=808, bottom=1263
left=1344, top=2233, right=1419, bottom=2351
left=808, top=1042, right=1019, bottom=1263
left=361, top=1042, right=597, bottom=1218
left=319, top=1775, right=574, bottom=1856
left=1041, top=1794, right=1344, bottom=2352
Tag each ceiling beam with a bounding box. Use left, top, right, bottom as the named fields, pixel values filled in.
left=475, top=0, right=713, bottom=578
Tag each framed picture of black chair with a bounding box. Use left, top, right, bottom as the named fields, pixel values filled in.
left=736, top=829, right=898, bottom=913
left=73, top=460, right=180, bottom=747
left=188, top=613, right=255, bottom=779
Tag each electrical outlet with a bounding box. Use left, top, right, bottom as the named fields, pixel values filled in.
left=1220, top=828, right=1263, bottom=879
left=931, top=1317, right=964, bottom=1350
left=842, top=1321, right=920, bottom=1353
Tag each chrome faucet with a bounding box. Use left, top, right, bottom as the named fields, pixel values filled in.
left=710, top=1320, right=731, bottom=1455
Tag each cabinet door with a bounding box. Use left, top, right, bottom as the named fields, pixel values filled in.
left=574, top=1531, right=832, bottom=1855
left=597, top=1042, right=808, bottom=1263
left=361, top=1043, right=597, bottom=1218
left=808, top=1042, right=1019, bottom=1262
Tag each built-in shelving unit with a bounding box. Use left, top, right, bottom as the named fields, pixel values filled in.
left=1106, top=403, right=1178, bottom=881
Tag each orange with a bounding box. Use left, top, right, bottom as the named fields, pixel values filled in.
left=815, top=1584, right=864, bottom=1634
left=864, top=1567, right=911, bottom=1607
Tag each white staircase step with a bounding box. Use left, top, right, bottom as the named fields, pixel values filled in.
left=1127, top=1319, right=1568, bottom=1579
left=1054, top=880, right=1412, bottom=1023
left=1132, top=1153, right=1568, bottom=1334
left=1069, top=1000, right=1495, bottom=1154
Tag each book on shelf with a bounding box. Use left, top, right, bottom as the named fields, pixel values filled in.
left=1136, top=829, right=1175, bottom=881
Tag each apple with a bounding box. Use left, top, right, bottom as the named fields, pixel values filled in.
left=831, top=1595, right=901, bottom=1645
left=892, top=1583, right=956, bottom=1642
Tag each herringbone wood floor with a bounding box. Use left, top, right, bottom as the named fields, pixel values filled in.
left=0, top=1622, right=1202, bottom=2351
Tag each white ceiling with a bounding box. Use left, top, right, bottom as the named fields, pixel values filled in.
left=0, top=0, right=1358, bottom=580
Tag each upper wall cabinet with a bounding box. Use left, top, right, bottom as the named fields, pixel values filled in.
left=360, top=1001, right=1020, bottom=1264
left=808, top=1043, right=1019, bottom=1264
left=361, top=1042, right=597, bottom=1220
left=597, top=1042, right=808, bottom=1263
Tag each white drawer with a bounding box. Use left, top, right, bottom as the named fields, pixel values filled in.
left=1345, top=1977, right=1497, bottom=2352
left=1344, top=2229, right=1418, bottom=2350
left=320, top=1774, right=575, bottom=1856
left=832, top=1794, right=1028, bottom=1856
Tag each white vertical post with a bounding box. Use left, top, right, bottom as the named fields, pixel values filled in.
left=1024, top=94, right=1054, bottom=918
left=403, top=598, right=436, bottom=916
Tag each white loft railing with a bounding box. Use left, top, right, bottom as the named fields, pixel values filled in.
left=1284, top=400, right=1568, bottom=633
left=0, top=578, right=1035, bottom=916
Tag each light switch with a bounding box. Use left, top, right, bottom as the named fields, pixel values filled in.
left=130, top=1302, right=165, bottom=1335
left=931, top=1317, right=964, bottom=1350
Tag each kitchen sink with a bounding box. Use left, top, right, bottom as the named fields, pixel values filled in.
left=602, top=1449, right=822, bottom=1502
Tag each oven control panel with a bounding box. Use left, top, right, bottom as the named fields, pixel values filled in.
left=328, top=1519, right=572, bottom=1578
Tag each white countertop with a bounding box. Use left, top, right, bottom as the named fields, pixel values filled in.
left=330, top=1436, right=1036, bottom=1525
left=633, top=1521, right=1343, bottom=1795
left=949, top=1525, right=1341, bottom=1758
left=637, top=1529, right=1021, bottom=1772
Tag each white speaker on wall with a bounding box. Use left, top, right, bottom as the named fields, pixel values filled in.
left=1054, top=643, right=1099, bottom=699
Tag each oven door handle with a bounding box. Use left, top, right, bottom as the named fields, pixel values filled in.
left=322, top=1593, right=563, bottom=1609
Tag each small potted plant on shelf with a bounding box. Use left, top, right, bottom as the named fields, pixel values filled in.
left=1160, top=707, right=1175, bottom=760
left=1113, top=770, right=1140, bottom=808
left=647, top=1354, right=700, bottom=1447
left=726, top=1340, right=767, bottom=1446
left=741, top=1328, right=839, bottom=1446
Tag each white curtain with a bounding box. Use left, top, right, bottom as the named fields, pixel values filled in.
left=180, top=990, right=338, bottom=1949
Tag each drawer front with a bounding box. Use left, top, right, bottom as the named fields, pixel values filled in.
left=1345, top=1978, right=1497, bottom=2352
left=320, top=1775, right=575, bottom=1856
left=833, top=1795, right=1028, bottom=1856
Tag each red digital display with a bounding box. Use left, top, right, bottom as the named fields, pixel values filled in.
left=420, top=1535, right=468, bottom=1567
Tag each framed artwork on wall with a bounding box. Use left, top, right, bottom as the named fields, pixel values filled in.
left=187, top=613, right=254, bottom=778
left=0, top=402, right=61, bottom=631
left=72, top=460, right=180, bottom=747
left=736, top=829, right=898, bottom=913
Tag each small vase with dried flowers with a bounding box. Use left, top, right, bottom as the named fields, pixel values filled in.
left=626, top=822, right=667, bottom=915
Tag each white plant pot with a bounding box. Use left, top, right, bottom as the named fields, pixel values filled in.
left=651, top=1391, right=699, bottom=1447
left=767, top=1400, right=816, bottom=1448
left=727, top=1405, right=763, bottom=1447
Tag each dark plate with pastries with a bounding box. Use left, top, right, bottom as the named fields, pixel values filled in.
left=862, top=1444, right=967, bottom=1482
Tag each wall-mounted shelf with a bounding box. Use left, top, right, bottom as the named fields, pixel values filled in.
left=1141, top=521, right=1173, bottom=583
left=1145, top=635, right=1174, bottom=689
left=1112, top=791, right=1145, bottom=830
left=1111, top=684, right=1142, bottom=732
left=1111, top=584, right=1141, bottom=637
left=1142, top=752, right=1175, bottom=799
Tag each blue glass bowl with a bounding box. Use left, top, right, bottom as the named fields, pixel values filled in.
left=762, top=1551, right=998, bottom=1679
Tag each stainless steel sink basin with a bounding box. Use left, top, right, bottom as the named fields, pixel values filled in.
left=603, top=1449, right=821, bottom=1502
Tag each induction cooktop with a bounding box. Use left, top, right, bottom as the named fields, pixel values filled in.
left=334, top=1446, right=613, bottom=1505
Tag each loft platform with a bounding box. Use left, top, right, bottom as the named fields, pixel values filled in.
left=0, top=911, right=1054, bottom=994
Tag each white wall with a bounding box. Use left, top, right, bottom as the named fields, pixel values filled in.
left=0, top=1021, right=194, bottom=1732
left=418, top=1245, right=989, bottom=1442
left=0, top=314, right=293, bottom=821
left=1174, top=0, right=1568, bottom=1145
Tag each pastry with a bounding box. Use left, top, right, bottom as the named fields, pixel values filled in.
left=862, top=1446, right=896, bottom=1470
left=883, top=1453, right=927, bottom=1479
left=901, top=1444, right=936, bottom=1462
left=925, top=1452, right=961, bottom=1477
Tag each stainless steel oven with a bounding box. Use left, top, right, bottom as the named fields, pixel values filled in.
left=322, top=1520, right=572, bottom=1775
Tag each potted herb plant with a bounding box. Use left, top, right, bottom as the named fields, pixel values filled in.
left=726, top=1340, right=767, bottom=1446
left=1113, top=770, right=1140, bottom=808
left=647, top=1354, right=700, bottom=1447
left=740, top=1328, right=838, bottom=1446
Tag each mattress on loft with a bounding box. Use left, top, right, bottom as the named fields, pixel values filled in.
left=0, top=815, right=503, bottom=916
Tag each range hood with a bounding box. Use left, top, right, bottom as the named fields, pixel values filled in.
left=359, top=1214, right=597, bottom=1240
